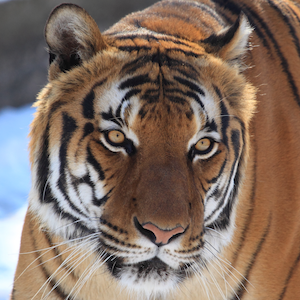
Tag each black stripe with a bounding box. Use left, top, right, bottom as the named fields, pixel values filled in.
left=174, top=76, right=205, bottom=96
left=167, top=57, right=200, bottom=79
left=220, top=101, right=229, bottom=147
left=209, top=130, right=241, bottom=230
left=205, top=127, right=242, bottom=224
left=93, top=187, right=114, bottom=207
left=231, top=138, right=257, bottom=268
left=99, top=230, right=139, bottom=248
left=49, top=100, right=67, bottom=117
left=87, top=145, right=105, bottom=181
left=278, top=249, right=300, bottom=299
left=59, top=114, right=78, bottom=174
left=123, top=88, right=142, bottom=102
left=116, top=37, right=203, bottom=58
left=54, top=202, right=94, bottom=237
left=82, top=90, right=95, bottom=119
left=100, top=218, right=128, bottom=234
left=43, top=230, right=78, bottom=280
left=231, top=130, right=241, bottom=158
left=118, top=45, right=152, bottom=52
left=115, top=33, right=192, bottom=47
left=58, top=114, right=79, bottom=209
left=56, top=114, right=90, bottom=220
left=101, top=107, right=123, bottom=127
left=231, top=213, right=272, bottom=299
left=205, top=119, right=218, bottom=133
left=142, top=89, right=160, bottom=103
left=119, top=74, right=151, bottom=90
left=176, top=69, right=198, bottom=83
left=37, top=123, right=51, bottom=203
left=121, top=55, right=154, bottom=75
left=29, top=219, right=69, bottom=299
left=268, top=0, right=300, bottom=59
left=284, top=1, right=300, bottom=26
left=165, top=47, right=202, bottom=58
left=40, top=176, right=93, bottom=236
left=213, top=84, right=232, bottom=146
left=167, top=95, right=187, bottom=104
left=207, top=158, right=227, bottom=184
left=83, top=122, right=94, bottom=138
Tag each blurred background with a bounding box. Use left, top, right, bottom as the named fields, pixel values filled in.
left=0, top=0, right=156, bottom=298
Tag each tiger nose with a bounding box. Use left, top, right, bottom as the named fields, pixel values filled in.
left=134, top=217, right=185, bottom=245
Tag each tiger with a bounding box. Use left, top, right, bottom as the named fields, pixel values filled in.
left=11, top=0, right=300, bottom=299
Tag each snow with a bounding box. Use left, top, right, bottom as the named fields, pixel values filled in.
left=0, top=105, right=35, bottom=300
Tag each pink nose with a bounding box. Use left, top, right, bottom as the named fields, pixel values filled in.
left=142, top=223, right=185, bottom=245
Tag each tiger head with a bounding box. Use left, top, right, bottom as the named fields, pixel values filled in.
left=29, top=2, right=256, bottom=298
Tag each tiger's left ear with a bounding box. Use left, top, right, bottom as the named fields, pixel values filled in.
left=45, top=3, right=108, bottom=80
left=201, top=14, right=252, bottom=67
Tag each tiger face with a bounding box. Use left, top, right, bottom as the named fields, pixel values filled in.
left=28, top=2, right=256, bottom=298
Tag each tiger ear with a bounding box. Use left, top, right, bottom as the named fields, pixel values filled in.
left=201, top=14, right=252, bottom=68
left=45, top=3, right=107, bottom=80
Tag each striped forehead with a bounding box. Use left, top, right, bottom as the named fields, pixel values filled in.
left=94, top=78, right=221, bottom=143
left=90, top=49, right=222, bottom=141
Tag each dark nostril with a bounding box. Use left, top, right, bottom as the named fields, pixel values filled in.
left=134, top=217, right=185, bottom=246
left=134, top=217, right=157, bottom=244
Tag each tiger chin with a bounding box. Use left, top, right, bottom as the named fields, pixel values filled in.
left=11, top=0, right=300, bottom=300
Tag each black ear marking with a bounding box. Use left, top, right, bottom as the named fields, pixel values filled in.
left=202, top=14, right=242, bottom=50
left=58, top=53, right=82, bottom=73
left=49, top=52, right=56, bottom=65
left=200, top=13, right=252, bottom=65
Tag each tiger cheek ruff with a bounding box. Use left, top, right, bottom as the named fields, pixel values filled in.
left=11, top=1, right=300, bottom=300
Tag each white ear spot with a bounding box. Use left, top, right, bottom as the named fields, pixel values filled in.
left=222, top=14, right=252, bottom=61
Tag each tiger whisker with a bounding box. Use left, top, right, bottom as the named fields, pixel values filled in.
left=199, top=256, right=227, bottom=300
left=33, top=234, right=98, bottom=271
left=203, top=243, right=250, bottom=297
left=187, top=259, right=212, bottom=300
left=205, top=226, right=227, bottom=241
left=42, top=177, right=51, bottom=203
left=16, top=237, right=91, bottom=282
left=40, top=239, right=98, bottom=300
left=68, top=249, right=104, bottom=299
left=204, top=243, right=251, bottom=289
left=70, top=250, right=117, bottom=300
left=202, top=253, right=238, bottom=300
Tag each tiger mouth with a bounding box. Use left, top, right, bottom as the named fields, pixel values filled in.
left=105, top=256, right=189, bottom=281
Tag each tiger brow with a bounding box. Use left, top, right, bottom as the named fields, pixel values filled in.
left=101, top=107, right=123, bottom=127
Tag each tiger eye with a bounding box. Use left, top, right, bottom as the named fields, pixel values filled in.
left=195, top=138, right=212, bottom=152
left=107, top=130, right=125, bottom=144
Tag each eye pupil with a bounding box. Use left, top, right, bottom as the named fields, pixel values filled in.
left=107, top=130, right=125, bottom=144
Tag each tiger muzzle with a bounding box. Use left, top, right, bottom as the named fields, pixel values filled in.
left=133, top=160, right=194, bottom=245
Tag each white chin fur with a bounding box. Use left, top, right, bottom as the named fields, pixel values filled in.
left=118, top=267, right=180, bottom=300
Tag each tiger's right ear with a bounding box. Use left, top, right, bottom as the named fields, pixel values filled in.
left=201, top=14, right=252, bottom=69
left=45, top=3, right=107, bottom=80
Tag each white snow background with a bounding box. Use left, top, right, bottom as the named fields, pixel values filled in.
left=0, top=105, right=35, bottom=300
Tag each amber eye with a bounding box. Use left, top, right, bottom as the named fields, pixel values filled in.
left=195, top=138, right=214, bottom=154
left=107, top=130, right=125, bottom=145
